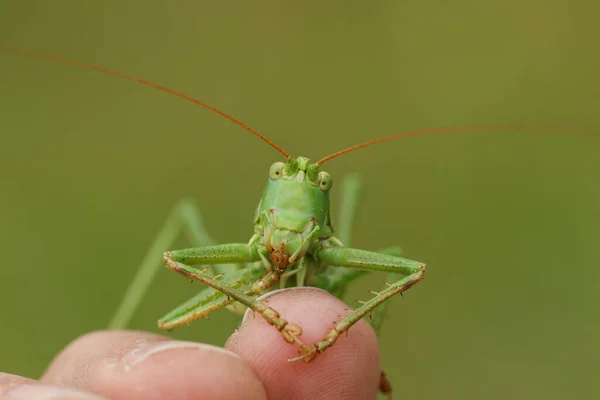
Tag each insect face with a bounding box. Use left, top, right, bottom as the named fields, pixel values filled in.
left=259, top=157, right=334, bottom=271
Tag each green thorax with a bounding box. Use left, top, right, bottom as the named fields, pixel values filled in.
left=256, top=156, right=333, bottom=239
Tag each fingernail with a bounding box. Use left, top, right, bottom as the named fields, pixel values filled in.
left=121, top=341, right=241, bottom=371
left=5, top=384, right=107, bottom=400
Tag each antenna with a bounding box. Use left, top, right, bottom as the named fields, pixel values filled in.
left=316, top=124, right=595, bottom=166
left=0, top=44, right=290, bottom=159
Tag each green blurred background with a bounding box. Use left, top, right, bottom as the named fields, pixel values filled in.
left=1, top=1, right=599, bottom=399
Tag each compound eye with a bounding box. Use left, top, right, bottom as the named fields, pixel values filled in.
left=318, top=171, right=332, bottom=191
left=269, top=162, right=285, bottom=179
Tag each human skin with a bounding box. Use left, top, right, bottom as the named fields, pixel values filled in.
left=0, top=288, right=382, bottom=400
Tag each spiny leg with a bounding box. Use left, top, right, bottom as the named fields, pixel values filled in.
left=367, top=247, right=403, bottom=336
left=293, top=247, right=425, bottom=362
left=317, top=246, right=402, bottom=298
left=157, top=261, right=265, bottom=330
left=159, top=287, right=236, bottom=330
left=109, top=198, right=236, bottom=329
left=311, top=251, right=400, bottom=399
left=164, top=247, right=306, bottom=346
left=326, top=250, right=402, bottom=400
left=317, top=248, right=403, bottom=336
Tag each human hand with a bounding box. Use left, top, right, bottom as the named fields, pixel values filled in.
left=0, top=288, right=382, bottom=399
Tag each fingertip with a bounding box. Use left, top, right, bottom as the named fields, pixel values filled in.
left=225, top=288, right=381, bottom=400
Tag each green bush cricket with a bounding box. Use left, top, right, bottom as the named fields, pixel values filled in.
left=2, top=44, right=596, bottom=399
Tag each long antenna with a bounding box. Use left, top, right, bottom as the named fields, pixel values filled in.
left=0, top=44, right=290, bottom=159
left=316, top=124, right=593, bottom=165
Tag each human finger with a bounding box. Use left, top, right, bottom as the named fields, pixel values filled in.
left=41, top=330, right=266, bottom=400
left=226, top=287, right=381, bottom=400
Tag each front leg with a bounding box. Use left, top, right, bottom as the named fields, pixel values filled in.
left=157, top=261, right=266, bottom=330
left=163, top=246, right=307, bottom=346
left=291, top=246, right=426, bottom=363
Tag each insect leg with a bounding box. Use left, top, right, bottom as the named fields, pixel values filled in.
left=316, top=246, right=402, bottom=400
left=317, top=246, right=402, bottom=298
left=163, top=250, right=308, bottom=346
left=367, top=248, right=402, bottom=336
left=158, top=262, right=265, bottom=330
left=109, top=198, right=230, bottom=329
left=292, top=247, right=425, bottom=362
